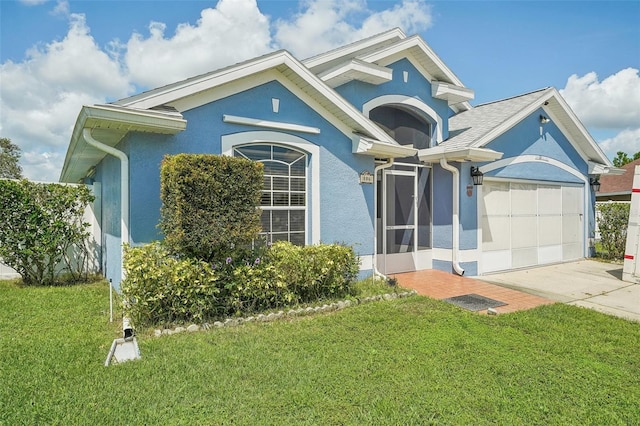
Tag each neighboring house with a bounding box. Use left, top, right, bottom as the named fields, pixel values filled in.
left=596, top=158, right=640, bottom=202
left=60, top=28, right=618, bottom=289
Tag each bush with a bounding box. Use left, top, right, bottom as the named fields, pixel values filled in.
left=597, top=202, right=630, bottom=260
left=269, top=242, right=360, bottom=303
left=121, top=241, right=361, bottom=327
left=159, top=154, right=263, bottom=263
left=121, top=242, right=222, bottom=326
left=0, top=179, right=95, bottom=285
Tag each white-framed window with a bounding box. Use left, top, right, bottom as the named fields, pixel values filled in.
left=234, top=144, right=307, bottom=245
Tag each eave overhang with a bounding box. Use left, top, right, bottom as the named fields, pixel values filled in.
left=353, top=135, right=417, bottom=158
left=588, top=161, right=625, bottom=176
left=432, top=81, right=475, bottom=105
left=418, top=146, right=504, bottom=163
left=318, top=59, right=393, bottom=88
left=60, top=104, right=186, bottom=183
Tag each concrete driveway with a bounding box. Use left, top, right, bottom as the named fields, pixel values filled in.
left=480, top=260, right=640, bottom=323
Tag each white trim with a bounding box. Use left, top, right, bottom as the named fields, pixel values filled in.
left=358, top=35, right=466, bottom=88
left=221, top=131, right=321, bottom=245
left=418, top=146, right=503, bottom=163
left=431, top=81, right=475, bottom=105
left=480, top=154, right=590, bottom=261
left=222, top=115, right=320, bottom=134
left=117, top=50, right=397, bottom=146
left=302, top=28, right=407, bottom=71
left=362, top=94, right=444, bottom=144
left=317, top=59, right=393, bottom=87
left=352, top=135, right=416, bottom=158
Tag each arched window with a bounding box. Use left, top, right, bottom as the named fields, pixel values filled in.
left=369, top=105, right=433, bottom=149
left=234, top=144, right=307, bottom=245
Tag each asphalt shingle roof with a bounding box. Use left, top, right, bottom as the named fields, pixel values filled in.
left=441, top=88, right=551, bottom=150
left=599, top=157, right=640, bottom=195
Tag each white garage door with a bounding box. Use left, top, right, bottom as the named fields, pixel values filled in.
left=481, top=181, right=584, bottom=273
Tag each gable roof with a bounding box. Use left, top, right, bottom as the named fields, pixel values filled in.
left=303, top=29, right=473, bottom=111
left=598, top=157, right=640, bottom=196
left=61, top=46, right=420, bottom=182
left=419, top=87, right=616, bottom=171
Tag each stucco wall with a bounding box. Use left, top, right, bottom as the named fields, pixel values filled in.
left=113, top=80, right=377, bottom=284
left=334, top=59, right=451, bottom=141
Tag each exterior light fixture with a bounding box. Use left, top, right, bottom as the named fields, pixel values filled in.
left=470, top=166, right=484, bottom=186
left=590, top=177, right=601, bottom=192
left=539, top=115, right=550, bottom=136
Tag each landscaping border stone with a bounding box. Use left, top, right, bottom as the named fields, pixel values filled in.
left=153, top=290, right=417, bottom=337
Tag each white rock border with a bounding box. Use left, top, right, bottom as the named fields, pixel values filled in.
left=153, top=290, right=417, bottom=337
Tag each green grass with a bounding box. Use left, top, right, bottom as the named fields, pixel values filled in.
left=1, top=280, right=639, bottom=425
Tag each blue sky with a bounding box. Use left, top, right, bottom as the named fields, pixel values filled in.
left=1, top=0, right=639, bottom=181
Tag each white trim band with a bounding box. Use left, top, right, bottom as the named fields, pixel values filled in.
left=222, top=115, right=321, bottom=134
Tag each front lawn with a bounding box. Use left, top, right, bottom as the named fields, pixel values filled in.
left=1, top=279, right=638, bottom=424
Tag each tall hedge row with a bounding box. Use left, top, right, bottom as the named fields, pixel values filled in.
left=159, top=154, right=263, bottom=263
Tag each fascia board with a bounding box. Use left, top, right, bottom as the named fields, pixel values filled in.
left=358, top=36, right=466, bottom=87
left=588, top=161, right=626, bottom=175
left=318, top=59, right=393, bottom=86
left=352, top=135, right=417, bottom=158
left=547, top=87, right=613, bottom=167
left=302, top=28, right=407, bottom=70
left=84, top=104, right=186, bottom=132
left=119, top=52, right=292, bottom=110
left=60, top=104, right=186, bottom=182
left=417, top=146, right=503, bottom=163
left=282, top=55, right=398, bottom=144
left=432, top=81, right=475, bottom=104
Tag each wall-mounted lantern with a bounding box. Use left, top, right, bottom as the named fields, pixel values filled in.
left=470, top=166, right=484, bottom=186
left=590, top=177, right=601, bottom=192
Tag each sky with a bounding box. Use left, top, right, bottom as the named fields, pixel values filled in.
left=1, top=0, right=639, bottom=182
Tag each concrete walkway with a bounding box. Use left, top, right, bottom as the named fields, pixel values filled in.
left=479, top=260, right=640, bottom=323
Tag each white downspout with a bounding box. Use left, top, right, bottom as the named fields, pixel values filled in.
left=439, top=158, right=464, bottom=276
left=373, top=159, right=394, bottom=278
left=83, top=129, right=129, bottom=281
left=83, top=129, right=132, bottom=334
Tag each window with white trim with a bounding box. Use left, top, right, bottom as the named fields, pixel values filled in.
left=234, top=144, right=307, bottom=245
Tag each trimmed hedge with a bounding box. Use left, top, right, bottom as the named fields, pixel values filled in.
left=597, top=202, right=630, bottom=260
left=159, top=154, right=263, bottom=263
left=121, top=241, right=360, bottom=327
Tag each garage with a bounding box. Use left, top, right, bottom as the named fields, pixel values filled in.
left=481, top=180, right=584, bottom=273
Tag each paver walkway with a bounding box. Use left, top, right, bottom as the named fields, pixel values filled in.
left=394, top=269, right=554, bottom=314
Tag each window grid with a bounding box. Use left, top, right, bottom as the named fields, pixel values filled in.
left=234, top=145, right=307, bottom=245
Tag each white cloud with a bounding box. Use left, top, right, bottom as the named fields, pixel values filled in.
left=598, top=128, right=640, bottom=159
left=125, top=0, right=273, bottom=89
left=2, top=0, right=433, bottom=181
left=51, top=0, right=70, bottom=17
left=560, top=68, right=640, bottom=129
left=0, top=13, right=131, bottom=181
left=274, top=0, right=432, bottom=58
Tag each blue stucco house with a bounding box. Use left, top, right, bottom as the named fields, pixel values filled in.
left=60, top=28, right=617, bottom=289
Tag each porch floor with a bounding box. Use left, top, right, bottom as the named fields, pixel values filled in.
left=393, top=269, right=555, bottom=314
